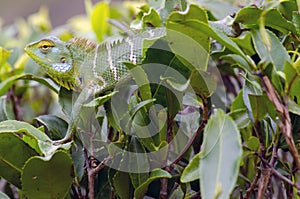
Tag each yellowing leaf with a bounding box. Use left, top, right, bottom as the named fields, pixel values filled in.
left=91, top=1, right=110, bottom=41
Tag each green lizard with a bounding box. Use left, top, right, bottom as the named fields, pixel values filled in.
left=24, top=22, right=239, bottom=144
left=25, top=28, right=166, bottom=93
left=25, top=28, right=167, bottom=143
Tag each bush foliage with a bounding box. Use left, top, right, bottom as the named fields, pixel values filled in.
left=1, top=0, right=300, bottom=198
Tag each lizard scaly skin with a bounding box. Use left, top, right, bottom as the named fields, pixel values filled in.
left=24, top=28, right=166, bottom=93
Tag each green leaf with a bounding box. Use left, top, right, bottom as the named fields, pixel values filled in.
left=242, top=73, right=263, bottom=122
left=91, top=1, right=110, bottom=41
left=58, top=87, right=73, bottom=116
left=123, top=62, right=152, bottom=102
left=84, top=91, right=117, bottom=107
left=0, top=120, right=49, bottom=142
left=189, top=70, right=217, bottom=97
left=129, top=136, right=149, bottom=189
left=246, top=136, right=260, bottom=151
left=229, top=109, right=251, bottom=129
left=248, top=94, right=277, bottom=122
left=200, top=109, right=242, bottom=199
left=234, top=6, right=297, bottom=34
left=0, top=47, right=11, bottom=66
left=112, top=171, right=131, bottom=199
left=167, top=8, right=254, bottom=70
left=221, top=54, right=251, bottom=71
left=131, top=5, right=162, bottom=29
left=166, top=4, right=210, bottom=71
left=0, top=74, right=59, bottom=96
left=34, top=115, right=68, bottom=140
left=251, top=28, right=290, bottom=71
left=134, top=168, right=172, bottom=199
left=196, top=0, right=238, bottom=19
left=0, top=133, right=39, bottom=188
left=168, top=185, right=185, bottom=199
left=22, top=151, right=73, bottom=199
left=181, top=152, right=202, bottom=183
left=0, top=96, right=14, bottom=122
left=284, top=61, right=300, bottom=99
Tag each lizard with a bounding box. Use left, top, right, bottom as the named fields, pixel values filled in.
left=24, top=22, right=240, bottom=144
left=24, top=28, right=167, bottom=144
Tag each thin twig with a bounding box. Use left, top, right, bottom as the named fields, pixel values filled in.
left=172, top=96, right=209, bottom=165
left=260, top=156, right=300, bottom=190
left=261, top=75, right=300, bottom=170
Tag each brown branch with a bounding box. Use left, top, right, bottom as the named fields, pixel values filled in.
left=260, top=156, right=300, bottom=190
left=8, top=86, right=23, bottom=121
left=160, top=178, right=168, bottom=199
left=261, top=75, right=300, bottom=170
left=243, top=171, right=260, bottom=199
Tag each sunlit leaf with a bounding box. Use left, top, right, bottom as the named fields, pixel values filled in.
left=200, top=109, right=242, bottom=199
left=0, top=133, right=38, bottom=188
left=22, top=151, right=73, bottom=199
left=91, top=1, right=110, bottom=41
left=181, top=152, right=202, bottom=183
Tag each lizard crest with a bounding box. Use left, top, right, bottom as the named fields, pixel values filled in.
left=24, top=36, right=82, bottom=91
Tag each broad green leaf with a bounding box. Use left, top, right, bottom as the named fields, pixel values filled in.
left=234, top=6, right=297, bottom=34
left=181, top=152, right=202, bottom=183
left=34, top=115, right=68, bottom=140
left=0, top=120, right=49, bottom=142
left=189, top=70, right=217, bottom=97
left=242, top=73, right=263, bottom=122
left=200, top=109, right=242, bottom=199
left=293, top=11, right=300, bottom=40
left=230, top=90, right=245, bottom=111
left=195, top=0, right=238, bottom=19
left=284, top=61, right=300, bottom=99
left=231, top=32, right=256, bottom=56
left=166, top=9, right=254, bottom=70
left=0, top=74, right=59, bottom=96
left=134, top=168, right=172, bottom=199
left=279, top=0, right=298, bottom=20
left=288, top=99, right=300, bottom=116
left=112, top=171, right=131, bottom=199
left=129, top=136, right=149, bottom=188
left=229, top=109, right=251, bottom=129
left=123, top=62, right=152, bottom=102
left=221, top=54, right=251, bottom=71
left=22, top=151, right=73, bottom=199
left=91, top=1, right=110, bottom=41
left=246, top=136, right=260, bottom=151
left=248, top=94, right=277, bottom=122
left=58, top=87, right=73, bottom=116
left=251, top=28, right=290, bottom=71
left=0, top=133, right=38, bottom=188
left=131, top=5, right=162, bottom=29
left=166, top=4, right=210, bottom=71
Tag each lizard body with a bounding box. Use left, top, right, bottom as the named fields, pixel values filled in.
left=25, top=28, right=166, bottom=93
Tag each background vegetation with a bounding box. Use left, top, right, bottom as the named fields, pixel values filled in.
left=0, top=0, right=300, bottom=198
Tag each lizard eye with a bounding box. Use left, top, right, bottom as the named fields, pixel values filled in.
left=38, top=40, right=54, bottom=54
left=60, top=57, right=66, bottom=63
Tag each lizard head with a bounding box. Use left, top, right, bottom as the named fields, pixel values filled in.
left=25, top=36, right=81, bottom=91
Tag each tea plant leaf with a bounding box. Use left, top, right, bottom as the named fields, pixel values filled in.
left=22, top=151, right=73, bottom=199
left=200, top=109, right=242, bottom=199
